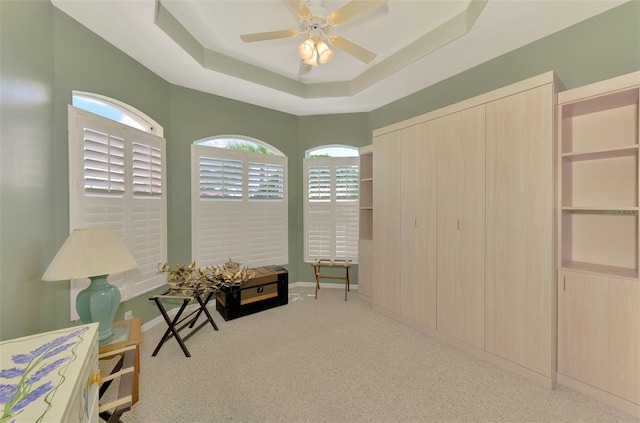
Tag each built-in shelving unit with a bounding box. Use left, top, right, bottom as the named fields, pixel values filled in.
left=559, top=83, right=639, bottom=279
left=557, top=72, right=640, bottom=417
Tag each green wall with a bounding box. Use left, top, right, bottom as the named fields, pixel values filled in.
left=1, top=0, right=58, bottom=338
left=1, top=0, right=638, bottom=340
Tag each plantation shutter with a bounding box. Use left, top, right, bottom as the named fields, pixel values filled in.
left=303, top=157, right=359, bottom=263
left=247, top=159, right=287, bottom=265
left=194, top=152, right=244, bottom=266
left=128, top=134, right=166, bottom=296
left=68, top=106, right=167, bottom=321
left=191, top=145, right=288, bottom=269
left=306, top=165, right=332, bottom=260
left=335, top=164, right=360, bottom=260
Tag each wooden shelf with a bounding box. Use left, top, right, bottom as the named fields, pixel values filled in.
left=560, top=87, right=639, bottom=117
left=562, top=207, right=639, bottom=212
left=360, top=177, right=373, bottom=182
left=562, top=144, right=638, bottom=161
left=561, top=261, right=638, bottom=279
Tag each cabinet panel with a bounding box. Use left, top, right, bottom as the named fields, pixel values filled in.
left=558, top=271, right=640, bottom=405
left=358, top=146, right=373, bottom=299
left=400, top=123, right=437, bottom=329
left=435, top=106, right=486, bottom=348
left=373, top=133, right=401, bottom=313
left=485, top=84, right=554, bottom=377
left=358, top=239, right=372, bottom=300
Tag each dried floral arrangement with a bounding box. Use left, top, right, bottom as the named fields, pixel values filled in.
left=158, top=258, right=254, bottom=295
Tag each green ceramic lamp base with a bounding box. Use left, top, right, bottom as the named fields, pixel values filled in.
left=76, top=274, right=121, bottom=343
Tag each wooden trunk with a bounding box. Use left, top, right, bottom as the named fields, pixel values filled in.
left=216, top=265, right=288, bottom=320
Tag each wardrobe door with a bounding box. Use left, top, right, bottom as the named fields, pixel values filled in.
left=435, top=105, right=486, bottom=348
left=558, top=270, right=640, bottom=405
left=485, top=84, right=555, bottom=378
left=400, top=123, right=437, bottom=329
left=373, top=131, right=401, bottom=314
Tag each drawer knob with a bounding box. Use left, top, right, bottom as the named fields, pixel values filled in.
left=90, top=369, right=101, bottom=385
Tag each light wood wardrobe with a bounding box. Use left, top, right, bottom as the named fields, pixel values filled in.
left=369, top=72, right=559, bottom=387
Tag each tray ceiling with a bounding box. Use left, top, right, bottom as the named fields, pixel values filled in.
left=51, top=0, right=627, bottom=116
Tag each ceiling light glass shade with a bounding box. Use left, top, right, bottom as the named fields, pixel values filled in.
left=297, top=38, right=315, bottom=61
left=316, top=41, right=334, bottom=64
left=303, top=46, right=319, bottom=67
left=42, top=227, right=137, bottom=343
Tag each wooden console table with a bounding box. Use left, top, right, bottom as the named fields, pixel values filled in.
left=149, top=290, right=218, bottom=357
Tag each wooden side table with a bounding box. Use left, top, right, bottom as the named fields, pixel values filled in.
left=99, top=318, right=141, bottom=405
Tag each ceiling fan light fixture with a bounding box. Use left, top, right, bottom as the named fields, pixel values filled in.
left=316, top=40, right=334, bottom=64
left=297, top=38, right=315, bottom=61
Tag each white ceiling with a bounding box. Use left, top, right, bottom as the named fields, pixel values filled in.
left=51, top=0, right=627, bottom=116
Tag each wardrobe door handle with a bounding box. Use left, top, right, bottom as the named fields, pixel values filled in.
left=457, top=218, right=462, bottom=231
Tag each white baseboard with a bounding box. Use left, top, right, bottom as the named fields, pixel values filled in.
left=142, top=282, right=359, bottom=332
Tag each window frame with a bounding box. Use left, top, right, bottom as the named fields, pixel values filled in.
left=191, top=143, right=288, bottom=269
left=303, top=156, right=360, bottom=263
left=68, top=102, right=167, bottom=321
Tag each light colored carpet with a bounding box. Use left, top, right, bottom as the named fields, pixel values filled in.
left=102, top=286, right=637, bottom=423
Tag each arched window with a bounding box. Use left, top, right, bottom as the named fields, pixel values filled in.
left=306, top=144, right=359, bottom=158
left=195, top=135, right=284, bottom=156
left=72, top=91, right=163, bottom=137
left=303, top=145, right=360, bottom=263
left=68, top=92, right=167, bottom=320
left=191, top=136, right=288, bottom=268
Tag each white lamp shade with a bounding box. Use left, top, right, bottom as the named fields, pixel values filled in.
left=297, top=39, right=315, bottom=61
left=316, top=41, right=334, bottom=64
left=42, top=227, right=137, bottom=281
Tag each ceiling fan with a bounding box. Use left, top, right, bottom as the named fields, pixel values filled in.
left=240, top=0, right=388, bottom=76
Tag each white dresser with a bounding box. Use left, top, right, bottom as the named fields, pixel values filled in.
left=0, top=323, right=99, bottom=422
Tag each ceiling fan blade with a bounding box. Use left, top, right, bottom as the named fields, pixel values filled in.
left=284, top=0, right=312, bottom=18
left=328, top=0, right=388, bottom=26
left=298, top=62, right=312, bottom=76
left=240, top=29, right=298, bottom=43
left=329, top=35, right=376, bottom=64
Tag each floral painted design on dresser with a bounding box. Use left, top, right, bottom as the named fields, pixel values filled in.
left=0, top=326, right=89, bottom=423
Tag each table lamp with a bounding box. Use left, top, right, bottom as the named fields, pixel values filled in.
left=42, top=227, right=137, bottom=342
